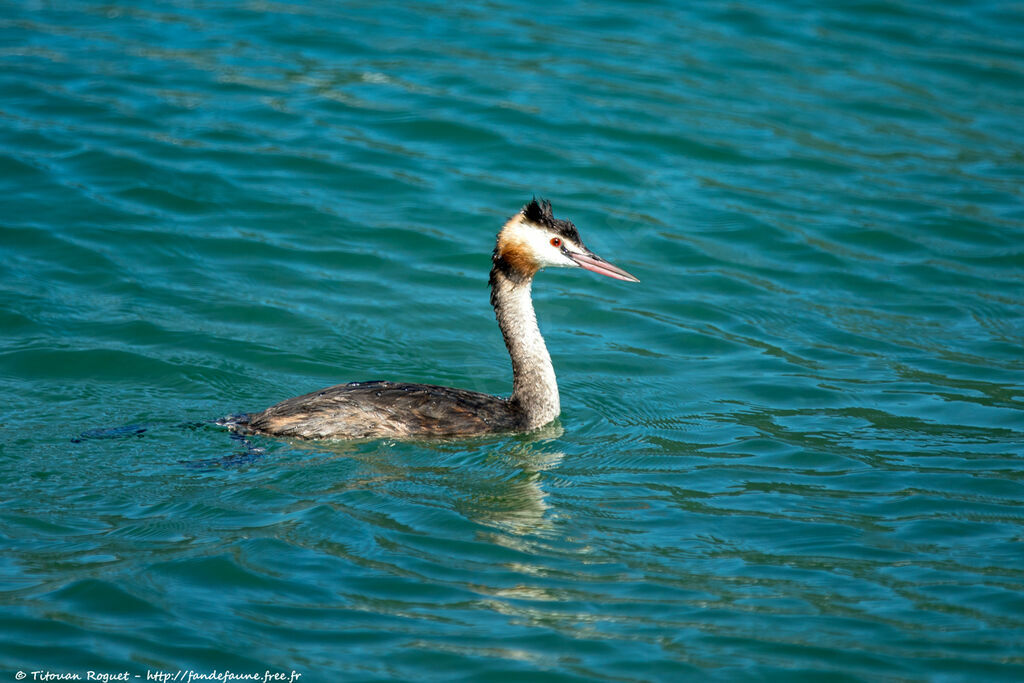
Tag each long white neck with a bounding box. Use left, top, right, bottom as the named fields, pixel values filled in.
left=490, top=267, right=560, bottom=429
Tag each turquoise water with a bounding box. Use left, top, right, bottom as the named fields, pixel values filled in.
left=2, top=0, right=1024, bottom=679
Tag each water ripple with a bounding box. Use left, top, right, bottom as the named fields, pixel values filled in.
left=2, top=0, right=1024, bottom=679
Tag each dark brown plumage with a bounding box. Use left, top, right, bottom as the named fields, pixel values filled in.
left=239, top=381, right=523, bottom=440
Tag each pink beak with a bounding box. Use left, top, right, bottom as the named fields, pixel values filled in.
left=567, top=250, right=640, bottom=283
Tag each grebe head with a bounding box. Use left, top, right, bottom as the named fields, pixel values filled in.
left=495, top=199, right=640, bottom=283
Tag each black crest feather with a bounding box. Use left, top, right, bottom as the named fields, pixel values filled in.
left=524, top=198, right=554, bottom=225
left=522, top=197, right=582, bottom=244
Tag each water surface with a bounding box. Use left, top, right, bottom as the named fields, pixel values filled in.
left=2, top=1, right=1023, bottom=680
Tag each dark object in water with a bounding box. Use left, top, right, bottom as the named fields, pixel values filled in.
left=70, top=421, right=265, bottom=469
left=71, top=424, right=147, bottom=443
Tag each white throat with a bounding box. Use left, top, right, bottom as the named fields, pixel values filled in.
left=491, top=270, right=560, bottom=429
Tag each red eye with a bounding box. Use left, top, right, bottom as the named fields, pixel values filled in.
left=550, top=237, right=562, bottom=247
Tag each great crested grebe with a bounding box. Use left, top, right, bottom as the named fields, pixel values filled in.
left=226, top=199, right=638, bottom=440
